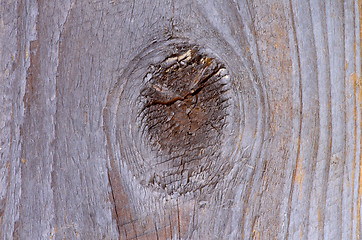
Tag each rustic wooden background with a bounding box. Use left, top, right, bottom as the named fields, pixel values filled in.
left=1, top=0, right=361, bottom=239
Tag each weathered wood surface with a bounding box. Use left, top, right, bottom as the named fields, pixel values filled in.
left=1, top=0, right=361, bottom=239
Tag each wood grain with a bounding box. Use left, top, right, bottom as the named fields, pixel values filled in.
left=0, top=0, right=361, bottom=239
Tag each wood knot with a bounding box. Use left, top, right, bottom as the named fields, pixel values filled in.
left=137, top=45, right=232, bottom=195
left=105, top=40, right=248, bottom=199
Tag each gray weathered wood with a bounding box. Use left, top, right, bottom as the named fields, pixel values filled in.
left=1, top=0, right=361, bottom=239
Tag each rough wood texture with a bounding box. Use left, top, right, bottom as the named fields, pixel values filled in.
left=1, top=0, right=361, bottom=239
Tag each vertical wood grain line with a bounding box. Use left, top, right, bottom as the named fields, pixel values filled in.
left=308, top=1, right=332, bottom=239
left=357, top=0, right=362, bottom=238
left=324, top=0, right=346, bottom=238
left=283, top=0, right=303, bottom=238
left=342, top=0, right=357, bottom=239
left=351, top=1, right=357, bottom=238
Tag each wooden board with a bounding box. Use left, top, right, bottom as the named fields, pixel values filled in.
left=0, top=0, right=361, bottom=239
